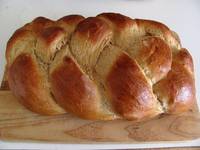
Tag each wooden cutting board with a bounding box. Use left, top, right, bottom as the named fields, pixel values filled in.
left=0, top=70, right=200, bottom=143
left=0, top=90, right=200, bottom=143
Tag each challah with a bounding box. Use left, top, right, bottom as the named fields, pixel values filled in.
left=5, top=13, right=196, bottom=121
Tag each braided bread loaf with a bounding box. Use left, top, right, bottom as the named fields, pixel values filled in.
left=6, top=13, right=196, bottom=121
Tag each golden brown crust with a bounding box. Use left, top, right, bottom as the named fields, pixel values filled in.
left=154, top=49, right=195, bottom=114
left=56, top=15, right=85, bottom=37
left=51, top=56, right=99, bottom=118
left=8, top=53, right=65, bottom=115
left=6, top=29, right=32, bottom=65
left=50, top=56, right=114, bottom=120
left=70, top=17, right=112, bottom=73
left=173, top=48, right=194, bottom=73
left=130, top=36, right=172, bottom=83
left=73, top=17, right=111, bottom=42
left=135, top=19, right=170, bottom=34
left=24, top=17, right=54, bottom=33
left=57, top=15, right=85, bottom=25
left=106, top=53, right=162, bottom=120
left=5, top=12, right=196, bottom=121
left=97, top=13, right=134, bottom=29
left=35, top=26, right=66, bottom=62
left=135, top=19, right=181, bottom=49
left=97, top=13, right=138, bottom=50
left=39, top=27, right=65, bottom=44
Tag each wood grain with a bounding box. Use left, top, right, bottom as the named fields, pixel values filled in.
left=0, top=91, right=200, bottom=143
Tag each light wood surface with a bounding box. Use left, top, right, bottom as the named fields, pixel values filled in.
left=0, top=91, right=199, bottom=143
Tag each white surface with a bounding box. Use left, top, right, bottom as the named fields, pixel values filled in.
left=0, top=0, right=200, bottom=149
